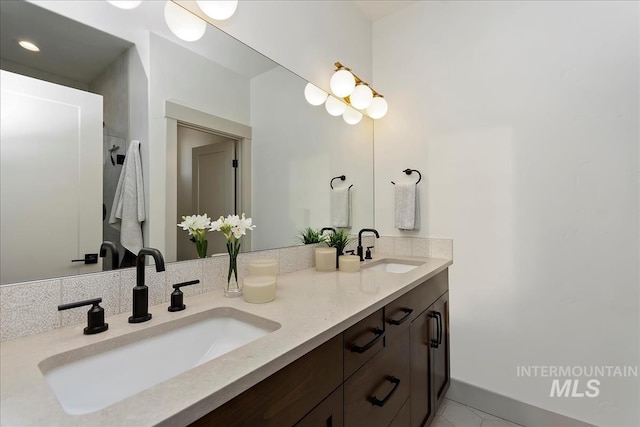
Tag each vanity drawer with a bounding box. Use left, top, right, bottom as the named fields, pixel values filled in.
left=344, top=309, right=385, bottom=379
left=190, top=335, right=343, bottom=427
left=343, top=327, right=410, bottom=427
left=389, top=398, right=410, bottom=427
left=295, top=385, right=343, bottom=427
left=385, top=287, right=421, bottom=342
left=385, top=270, right=448, bottom=344
left=412, top=270, right=449, bottom=316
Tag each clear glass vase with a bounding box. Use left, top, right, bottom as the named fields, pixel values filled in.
left=225, top=239, right=242, bottom=297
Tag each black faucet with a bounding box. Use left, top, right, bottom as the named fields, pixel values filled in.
left=99, top=241, right=119, bottom=270
left=129, top=247, right=165, bottom=324
left=320, top=227, right=336, bottom=235
left=357, top=228, right=379, bottom=261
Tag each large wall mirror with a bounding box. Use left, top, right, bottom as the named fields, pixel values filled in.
left=0, top=0, right=374, bottom=285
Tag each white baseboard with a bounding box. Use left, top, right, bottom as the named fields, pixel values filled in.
left=446, top=379, right=597, bottom=427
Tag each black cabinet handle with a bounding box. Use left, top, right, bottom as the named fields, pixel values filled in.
left=370, top=376, right=401, bottom=407
left=435, top=312, right=443, bottom=345
left=388, top=307, right=413, bottom=326
left=350, top=327, right=384, bottom=353
left=429, top=312, right=440, bottom=348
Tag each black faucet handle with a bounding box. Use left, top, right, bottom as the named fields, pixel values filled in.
left=345, top=250, right=356, bottom=255
left=70, top=253, right=98, bottom=264
left=58, top=298, right=109, bottom=335
left=365, top=246, right=374, bottom=259
left=168, top=280, right=200, bottom=312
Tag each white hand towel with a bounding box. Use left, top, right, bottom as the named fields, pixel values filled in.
left=109, top=140, right=145, bottom=254
left=395, top=182, right=420, bottom=230
left=330, top=186, right=351, bottom=228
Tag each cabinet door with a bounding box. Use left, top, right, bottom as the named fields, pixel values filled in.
left=431, top=292, right=450, bottom=408
left=344, top=328, right=410, bottom=427
left=295, top=386, right=343, bottom=427
left=409, top=310, right=434, bottom=427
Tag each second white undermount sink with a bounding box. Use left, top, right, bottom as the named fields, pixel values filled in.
left=40, top=307, right=280, bottom=415
left=363, top=259, right=423, bottom=273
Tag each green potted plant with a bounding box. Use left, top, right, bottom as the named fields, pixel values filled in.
left=325, top=229, right=354, bottom=268
left=296, top=227, right=327, bottom=245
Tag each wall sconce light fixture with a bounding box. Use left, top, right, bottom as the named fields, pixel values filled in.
left=305, top=61, right=388, bottom=124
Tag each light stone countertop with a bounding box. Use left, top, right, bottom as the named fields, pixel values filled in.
left=0, top=255, right=452, bottom=427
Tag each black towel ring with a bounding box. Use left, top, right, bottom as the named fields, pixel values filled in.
left=330, top=175, right=353, bottom=189
left=391, top=168, right=422, bottom=185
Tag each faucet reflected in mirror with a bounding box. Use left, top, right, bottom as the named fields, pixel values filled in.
left=99, top=241, right=119, bottom=271
left=129, top=248, right=166, bottom=324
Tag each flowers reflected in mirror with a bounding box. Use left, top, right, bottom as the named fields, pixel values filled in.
left=177, top=214, right=212, bottom=258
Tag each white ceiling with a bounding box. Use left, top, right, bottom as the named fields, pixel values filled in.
left=0, top=1, right=132, bottom=84
left=0, top=1, right=278, bottom=85
left=353, top=1, right=417, bottom=22
left=0, top=1, right=415, bottom=86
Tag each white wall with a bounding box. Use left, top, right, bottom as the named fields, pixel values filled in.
left=209, top=0, right=373, bottom=95
left=373, top=1, right=639, bottom=425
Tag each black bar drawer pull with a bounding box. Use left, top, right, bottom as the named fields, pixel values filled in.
left=350, top=327, right=384, bottom=353
left=370, top=376, right=401, bottom=407
left=388, top=307, right=413, bottom=326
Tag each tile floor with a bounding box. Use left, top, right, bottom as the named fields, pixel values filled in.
left=433, top=398, right=523, bottom=427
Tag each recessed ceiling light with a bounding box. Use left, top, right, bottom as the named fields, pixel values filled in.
left=18, top=40, right=40, bottom=52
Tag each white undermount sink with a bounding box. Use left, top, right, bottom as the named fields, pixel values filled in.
left=363, top=259, right=423, bottom=273
left=39, top=307, right=280, bottom=415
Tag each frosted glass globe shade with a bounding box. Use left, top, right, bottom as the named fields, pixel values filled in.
left=343, top=107, right=363, bottom=125
left=325, top=96, right=347, bottom=116
left=366, top=97, right=388, bottom=119
left=304, top=83, right=328, bottom=106
left=165, top=1, right=207, bottom=42
left=107, top=1, right=142, bottom=9
left=350, top=85, right=373, bottom=110
left=196, top=1, right=238, bottom=20
left=330, top=69, right=355, bottom=98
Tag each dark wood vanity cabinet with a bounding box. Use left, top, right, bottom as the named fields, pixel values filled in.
left=431, top=292, right=450, bottom=410
left=189, top=335, right=343, bottom=427
left=190, top=269, right=449, bottom=427
left=409, top=308, right=435, bottom=427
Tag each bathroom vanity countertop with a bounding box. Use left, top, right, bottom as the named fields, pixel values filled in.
left=0, top=255, right=452, bottom=427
